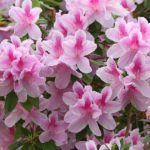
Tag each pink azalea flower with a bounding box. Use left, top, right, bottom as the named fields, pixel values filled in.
left=4, top=103, right=26, bottom=127
left=125, top=54, right=150, bottom=98
left=9, top=0, right=42, bottom=40
left=35, top=39, right=47, bottom=62
left=0, top=26, right=13, bottom=42
left=96, top=58, right=123, bottom=97
left=76, top=135, right=101, bottom=150
left=106, top=18, right=129, bottom=42
left=39, top=112, right=68, bottom=146
left=43, top=30, right=64, bottom=66
left=54, top=12, right=72, bottom=37
left=52, top=63, right=82, bottom=89
left=61, top=133, right=77, bottom=150
left=80, top=0, right=128, bottom=28
left=54, top=10, right=88, bottom=36
left=38, top=33, right=83, bottom=89
left=93, top=86, right=121, bottom=130
left=138, top=17, right=150, bottom=42
left=100, top=137, right=121, bottom=150
left=64, top=83, right=120, bottom=135
left=35, top=39, right=54, bottom=77
left=126, top=54, right=150, bottom=80
left=0, top=0, right=13, bottom=9
left=0, top=38, right=45, bottom=102
left=63, top=81, right=92, bottom=106
left=62, top=30, right=97, bottom=73
left=85, top=140, right=97, bottom=150
left=10, top=35, right=33, bottom=50
left=76, top=140, right=97, bottom=150
left=118, top=80, right=150, bottom=111
left=64, top=92, right=102, bottom=136
left=40, top=81, right=70, bottom=111
left=68, top=10, right=88, bottom=32
left=65, top=0, right=83, bottom=13
left=22, top=106, right=47, bottom=127
left=0, top=122, right=15, bottom=150
left=76, top=141, right=87, bottom=150
left=120, top=0, right=136, bottom=12
left=13, top=56, right=44, bottom=101
left=103, top=130, right=114, bottom=143
left=15, top=0, right=24, bottom=7
left=125, top=129, right=144, bottom=150
left=108, top=29, right=150, bottom=68
left=116, top=127, right=126, bottom=138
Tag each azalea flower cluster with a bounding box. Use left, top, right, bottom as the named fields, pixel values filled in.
left=104, top=17, right=150, bottom=111
left=0, top=36, right=45, bottom=102
left=76, top=128, right=143, bottom=150
left=1, top=0, right=150, bottom=149
left=63, top=82, right=120, bottom=136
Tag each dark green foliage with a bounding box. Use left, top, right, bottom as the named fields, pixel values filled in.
left=5, top=91, right=18, bottom=113
left=22, top=96, right=39, bottom=111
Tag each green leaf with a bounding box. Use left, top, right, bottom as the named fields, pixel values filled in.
left=40, top=0, right=61, bottom=7
left=88, top=21, right=102, bottom=38
left=143, top=134, right=150, bottom=143
left=144, top=0, right=150, bottom=8
left=42, top=141, right=58, bottom=150
left=22, top=144, right=36, bottom=150
left=76, top=126, right=92, bottom=140
left=90, top=60, right=104, bottom=66
left=22, top=96, right=39, bottom=111
left=121, top=143, right=130, bottom=150
left=32, top=0, right=40, bottom=7
left=5, top=91, right=18, bottom=113
left=112, top=144, right=119, bottom=150
left=76, top=128, right=87, bottom=140
left=82, top=74, right=93, bottom=85
left=9, top=142, right=22, bottom=150
left=15, top=120, right=30, bottom=139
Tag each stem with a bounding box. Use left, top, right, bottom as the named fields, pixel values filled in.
left=40, top=0, right=60, bottom=7
left=40, top=1, right=54, bottom=9
left=49, top=0, right=60, bottom=6
left=144, top=143, right=147, bottom=150
left=125, top=107, right=132, bottom=137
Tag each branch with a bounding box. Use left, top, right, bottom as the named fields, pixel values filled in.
left=125, top=107, right=132, bottom=137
